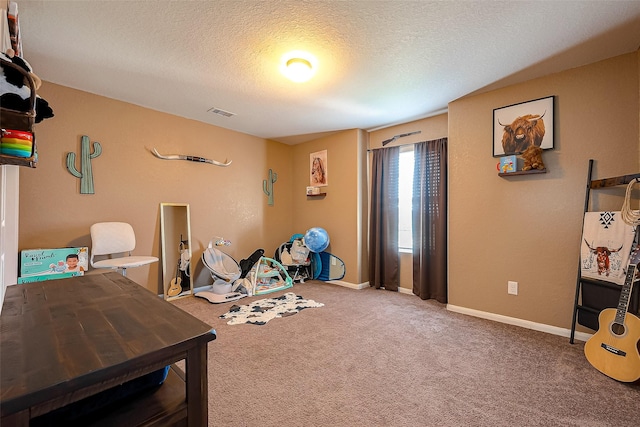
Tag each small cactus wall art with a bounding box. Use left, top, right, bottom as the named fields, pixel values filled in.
left=263, top=168, right=278, bottom=206
left=66, top=135, right=102, bottom=194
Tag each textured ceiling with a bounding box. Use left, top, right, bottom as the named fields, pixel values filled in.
left=16, top=1, right=640, bottom=144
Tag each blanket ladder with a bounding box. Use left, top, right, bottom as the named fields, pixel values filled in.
left=569, top=159, right=640, bottom=343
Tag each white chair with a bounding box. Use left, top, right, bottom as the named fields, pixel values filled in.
left=90, top=222, right=158, bottom=276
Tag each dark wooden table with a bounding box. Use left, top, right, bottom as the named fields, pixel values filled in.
left=0, top=272, right=216, bottom=426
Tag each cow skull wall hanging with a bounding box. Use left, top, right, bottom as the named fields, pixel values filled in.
left=150, top=148, right=232, bottom=167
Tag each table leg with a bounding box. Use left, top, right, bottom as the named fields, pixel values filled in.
left=186, top=342, right=208, bottom=427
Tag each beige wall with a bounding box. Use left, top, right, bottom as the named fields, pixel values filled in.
left=369, top=114, right=449, bottom=150
left=291, top=129, right=367, bottom=285
left=19, top=83, right=295, bottom=293
left=12, top=50, right=640, bottom=336
left=448, top=51, right=639, bottom=331
left=18, top=83, right=370, bottom=292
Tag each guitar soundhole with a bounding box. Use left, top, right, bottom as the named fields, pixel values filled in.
left=610, top=322, right=626, bottom=336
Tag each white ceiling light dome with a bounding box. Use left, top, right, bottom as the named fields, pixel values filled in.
left=281, top=51, right=318, bottom=83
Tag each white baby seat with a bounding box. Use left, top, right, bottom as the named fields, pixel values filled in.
left=202, top=245, right=241, bottom=285
left=196, top=240, right=247, bottom=303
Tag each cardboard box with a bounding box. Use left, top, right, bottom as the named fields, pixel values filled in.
left=20, top=247, right=89, bottom=279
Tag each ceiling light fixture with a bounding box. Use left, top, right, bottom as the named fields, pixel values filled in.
left=281, top=51, right=317, bottom=83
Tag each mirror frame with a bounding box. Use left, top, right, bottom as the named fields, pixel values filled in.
left=160, top=203, right=193, bottom=300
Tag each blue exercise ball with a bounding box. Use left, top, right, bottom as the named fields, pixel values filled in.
left=304, top=227, right=330, bottom=253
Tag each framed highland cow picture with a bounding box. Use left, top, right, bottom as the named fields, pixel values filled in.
left=493, top=96, right=554, bottom=157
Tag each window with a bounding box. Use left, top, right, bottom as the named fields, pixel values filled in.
left=398, top=146, right=414, bottom=251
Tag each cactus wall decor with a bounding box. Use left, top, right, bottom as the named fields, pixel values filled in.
left=66, top=135, right=102, bottom=194
left=263, top=168, right=278, bottom=206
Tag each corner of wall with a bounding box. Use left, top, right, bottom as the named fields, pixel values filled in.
left=0, top=165, right=20, bottom=314
left=356, top=129, right=369, bottom=284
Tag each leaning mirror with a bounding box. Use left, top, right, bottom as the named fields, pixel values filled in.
left=160, top=203, right=193, bottom=300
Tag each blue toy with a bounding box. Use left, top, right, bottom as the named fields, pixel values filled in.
left=303, top=227, right=330, bottom=253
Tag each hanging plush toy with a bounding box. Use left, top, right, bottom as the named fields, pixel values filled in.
left=0, top=49, right=54, bottom=123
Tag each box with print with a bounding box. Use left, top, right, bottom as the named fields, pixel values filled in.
left=20, top=247, right=89, bottom=278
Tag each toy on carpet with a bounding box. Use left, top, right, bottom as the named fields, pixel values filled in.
left=195, top=238, right=272, bottom=303
left=249, top=256, right=293, bottom=295
left=0, top=49, right=54, bottom=124
left=274, top=236, right=313, bottom=283
left=520, top=145, right=545, bottom=171
left=303, top=227, right=330, bottom=253
left=273, top=231, right=346, bottom=282
left=196, top=242, right=246, bottom=303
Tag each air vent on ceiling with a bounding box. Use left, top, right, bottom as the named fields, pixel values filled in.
left=207, top=107, right=236, bottom=118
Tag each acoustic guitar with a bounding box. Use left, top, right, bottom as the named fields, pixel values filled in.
left=167, top=259, right=182, bottom=297
left=584, top=246, right=640, bottom=382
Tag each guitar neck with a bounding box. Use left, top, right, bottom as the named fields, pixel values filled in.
left=615, top=264, right=636, bottom=325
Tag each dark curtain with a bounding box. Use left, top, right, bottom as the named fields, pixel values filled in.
left=369, top=146, right=400, bottom=290
left=412, top=138, right=448, bottom=302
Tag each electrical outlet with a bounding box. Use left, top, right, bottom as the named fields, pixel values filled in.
left=508, top=281, right=518, bottom=295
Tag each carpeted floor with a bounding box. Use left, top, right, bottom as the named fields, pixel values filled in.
left=172, top=281, right=640, bottom=426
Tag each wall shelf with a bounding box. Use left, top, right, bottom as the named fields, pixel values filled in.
left=1, top=57, right=38, bottom=169
left=306, top=193, right=326, bottom=197
left=498, top=169, right=546, bottom=177
left=0, top=138, right=37, bottom=168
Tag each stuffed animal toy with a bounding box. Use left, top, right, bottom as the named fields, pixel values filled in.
left=520, top=145, right=545, bottom=171
left=0, top=49, right=54, bottom=123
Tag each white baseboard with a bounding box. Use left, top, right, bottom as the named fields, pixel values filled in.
left=328, top=281, right=414, bottom=295
left=446, top=304, right=593, bottom=343
left=326, top=280, right=369, bottom=290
